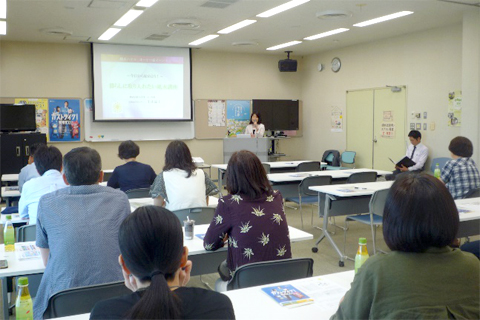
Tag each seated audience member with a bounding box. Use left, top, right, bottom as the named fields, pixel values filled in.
left=90, top=206, right=235, bottom=319
left=34, top=147, right=131, bottom=319
left=330, top=173, right=479, bottom=319
left=441, top=136, right=480, bottom=199
left=18, top=145, right=67, bottom=224
left=203, top=150, right=291, bottom=282
left=107, top=140, right=156, bottom=192
left=18, top=143, right=43, bottom=192
left=386, top=130, right=428, bottom=180
left=150, top=140, right=218, bottom=211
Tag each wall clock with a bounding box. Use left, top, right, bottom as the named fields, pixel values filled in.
left=331, top=57, right=341, bottom=72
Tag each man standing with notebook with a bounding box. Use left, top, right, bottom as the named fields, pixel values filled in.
left=386, top=130, right=428, bottom=180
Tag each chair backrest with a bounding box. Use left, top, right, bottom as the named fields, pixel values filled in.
left=44, top=281, right=130, bottom=319
left=262, top=163, right=271, bottom=174
left=227, top=258, right=314, bottom=290
left=430, top=157, right=451, bottom=173
left=341, top=151, right=356, bottom=165
left=369, top=188, right=390, bottom=217
left=125, top=187, right=150, bottom=199
left=464, top=188, right=480, bottom=199
left=16, top=224, right=36, bottom=242
left=172, top=206, right=216, bottom=225
left=321, top=150, right=341, bottom=166
left=296, top=161, right=321, bottom=172
left=346, top=172, right=377, bottom=184
left=299, top=175, right=332, bottom=197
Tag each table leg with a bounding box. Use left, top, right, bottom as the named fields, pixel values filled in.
left=1, top=277, right=9, bottom=320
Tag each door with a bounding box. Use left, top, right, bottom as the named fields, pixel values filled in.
left=346, top=87, right=406, bottom=170
left=373, top=88, right=406, bottom=170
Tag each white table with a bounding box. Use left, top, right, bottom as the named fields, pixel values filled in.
left=1, top=174, right=19, bottom=183
left=309, top=181, right=393, bottom=266
left=455, top=197, right=480, bottom=237
left=128, top=196, right=219, bottom=212
left=1, top=186, right=20, bottom=207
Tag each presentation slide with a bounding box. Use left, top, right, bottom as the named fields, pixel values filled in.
left=92, top=44, right=192, bottom=121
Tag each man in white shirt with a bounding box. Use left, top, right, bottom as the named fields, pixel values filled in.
left=386, top=130, right=428, bottom=180
left=18, top=143, right=43, bottom=192
left=18, top=145, right=67, bottom=224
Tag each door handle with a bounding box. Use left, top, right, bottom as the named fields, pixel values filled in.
left=25, top=146, right=30, bottom=156
left=373, top=137, right=378, bottom=143
left=16, top=146, right=21, bottom=157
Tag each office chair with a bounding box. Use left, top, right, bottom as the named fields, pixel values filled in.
left=227, top=258, right=314, bottom=291
left=343, top=188, right=390, bottom=257
left=285, top=175, right=332, bottom=229
left=346, top=172, right=377, bottom=184
left=43, top=281, right=130, bottom=318
left=16, top=224, right=36, bottom=242
left=125, top=187, right=150, bottom=199
left=172, top=206, right=216, bottom=225
left=295, top=161, right=321, bottom=172
left=429, top=157, right=451, bottom=173
left=464, top=188, right=480, bottom=199
left=341, top=151, right=356, bottom=168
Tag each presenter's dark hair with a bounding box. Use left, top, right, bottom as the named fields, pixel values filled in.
left=63, top=147, right=102, bottom=185
left=118, top=140, right=140, bottom=159
left=34, top=145, right=63, bottom=176
left=383, top=173, right=458, bottom=252
left=163, top=140, right=196, bottom=178
left=226, top=150, right=272, bottom=199
left=408, top=130, right=421, bottom=140
left=120, top=206, right=183, bottom=319
left=249, top=112, right=262, bottom=124
left=449, top=136, right=473, bottom=157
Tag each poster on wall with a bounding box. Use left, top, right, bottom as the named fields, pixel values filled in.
left=381, top=122, right=395, bottom=138
left=447, top=90, right=462, bottom=127
left=48, top=99, right=81, bottom=142
left=14, top=98, right=49, bottom=140
left=208, top=100, right=226, bottom=127
left=226, top=100, right=251, bottom=136
left=330, top=106, right=343, bottom=132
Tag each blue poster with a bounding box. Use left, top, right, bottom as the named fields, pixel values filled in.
left=48, top=99, right=81, bottom=142
left=226, top=100, right=251, bottom=136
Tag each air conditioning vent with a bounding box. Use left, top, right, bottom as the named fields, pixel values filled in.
left=145, top=34, right=170, bottom=41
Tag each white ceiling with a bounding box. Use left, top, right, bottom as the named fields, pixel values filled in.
left=3, top=0, right=479, bottom=56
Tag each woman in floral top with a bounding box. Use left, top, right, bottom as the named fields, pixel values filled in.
left=203, top=150, right=291, bottom=281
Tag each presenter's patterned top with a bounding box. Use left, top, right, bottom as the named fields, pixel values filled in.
left=34, top=185, right=131, bottom=319
left=441, top=157, right=480, bottom=199
left=203, top=190, right=291, bottom=280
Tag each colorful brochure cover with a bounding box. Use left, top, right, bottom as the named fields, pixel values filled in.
left=261, top=284, right=314, bottom=308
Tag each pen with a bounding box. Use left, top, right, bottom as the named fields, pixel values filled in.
left=354, top=187, right=367, bottom=190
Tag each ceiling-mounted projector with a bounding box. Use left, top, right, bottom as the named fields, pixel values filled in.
left=278, top=51, right=297, bottom=72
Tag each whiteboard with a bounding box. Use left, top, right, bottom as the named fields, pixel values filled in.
left=84, top=99, right=194, bottom=142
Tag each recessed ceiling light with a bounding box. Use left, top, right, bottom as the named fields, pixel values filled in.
left=257, top=0, right=310, bottom=18
left=266, top=41, right=302, bottom=51
left=0, top=0, right=6, bottom=19
left=353, top=11, right=413, bottom=27
left=316, top=10, right=353, bottom=20
left=218, top=20, right=256, bottom=34
left=114, top=9, right=143, bottom=27
left=304, top=28, right=349, bottom=41
left=0, top=21, right=6, bottom=35
left=189, top=34, right=219, bottom=46
left=99, top=28, right=121, bottom=41
left=167, top=19, right=200, bottom=29
left=136, top=0, right=158, bottom=8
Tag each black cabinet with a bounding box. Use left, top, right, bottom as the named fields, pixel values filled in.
left=0, top=133, right=47, bottom=175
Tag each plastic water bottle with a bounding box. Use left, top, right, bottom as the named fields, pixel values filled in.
left=434, top=163, right=441, bottom=179
left=4, top=215, right=15, bottom=252
left=16, top=277, right=33, bottom=320
left=354, top=238, right=369, bottom=274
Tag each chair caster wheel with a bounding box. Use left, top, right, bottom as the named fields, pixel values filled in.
left=339, top=261, right=344, bottom=267
left=311, top=247, right=318, bottom=253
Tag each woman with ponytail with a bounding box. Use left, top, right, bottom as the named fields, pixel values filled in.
left=90, top=206, right=235, bottom=319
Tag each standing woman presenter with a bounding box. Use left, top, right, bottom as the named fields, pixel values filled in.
left=244, top=113, right=265, bottom=137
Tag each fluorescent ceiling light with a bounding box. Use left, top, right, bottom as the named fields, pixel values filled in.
left=0, top=0, right=6, bottom=19
left=189, top=34, right=219, bottom=46
left=114, top=9, right=143, bottom=27
left=266, top=40, right=302, bottom=51
left=353, top=11, right=413, bottom=27
left=0, top=21, right=5, bottom=35
left=257, top=0, right=310, bottom=18
left=98, top=28, right=121, bottom=41
left=218, top=19, right=256, bottom=34
left=304, top=28, right=349, bottom=41
left=136, top=0, right=158, bottom=7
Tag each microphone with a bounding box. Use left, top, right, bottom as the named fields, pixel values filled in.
left=253, top=129, right=256, bottom=135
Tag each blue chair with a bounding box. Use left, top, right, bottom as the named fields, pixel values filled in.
left=430, top=157, right=451, bottom=173
left=341, top=151, right=356, bottom=168
left=285, top=175, right=332, bottom=229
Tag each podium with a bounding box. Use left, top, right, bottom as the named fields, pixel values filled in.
left=223, top=137, right=272, bottom=163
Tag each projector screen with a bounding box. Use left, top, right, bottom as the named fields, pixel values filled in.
left=92, top=44, right=192, bottom=121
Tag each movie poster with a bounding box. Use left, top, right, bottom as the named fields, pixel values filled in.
left=48, top=99, right=81, bottom=142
